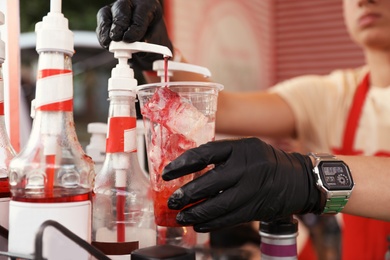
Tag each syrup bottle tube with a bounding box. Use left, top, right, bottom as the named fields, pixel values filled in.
left=0, top=11, right=16, bottom=253
left=92, top=41, right=171, bottom=259
left=260, top=216, right=298, bottom=260
left=8, top=1, right=94, bottom=259
left=152, top=59, right=211, bottom=248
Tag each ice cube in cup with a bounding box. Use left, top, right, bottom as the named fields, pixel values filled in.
left=142, top=87, right=209, bottom=142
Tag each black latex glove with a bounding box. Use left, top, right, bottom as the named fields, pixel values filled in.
left=162, top=137, right=324, bottom=232
left=96, top=0, right=173, bottom=71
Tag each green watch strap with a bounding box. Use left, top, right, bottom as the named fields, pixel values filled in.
left=323, top=196, right=349, bottom=214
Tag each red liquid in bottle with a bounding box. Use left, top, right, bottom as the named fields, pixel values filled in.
left=0, top=177, right=10, bottom=198
left=116, top=186, right=126, bottom=242
left=12, top=190, right=91, bottom=203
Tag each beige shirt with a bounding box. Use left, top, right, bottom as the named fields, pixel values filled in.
left=270, top=66, right=390, bottom=156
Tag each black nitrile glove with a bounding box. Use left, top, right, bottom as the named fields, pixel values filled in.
left=162, top=137, right=324, bottom=232
left=96, top=0, right=173, bottom=71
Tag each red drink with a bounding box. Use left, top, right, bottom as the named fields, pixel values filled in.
left=140, top=86, right=217, bottom=227
left=152, top=188, right=181, bottom=227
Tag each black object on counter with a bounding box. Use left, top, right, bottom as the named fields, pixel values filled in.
left=260, top=216, right=298, bottom=235
left=131, top=245, right=195, bottom=260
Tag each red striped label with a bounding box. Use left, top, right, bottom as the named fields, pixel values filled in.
left=106, top=117, right=137, bottom=153
left=37, top=99, right=73, bottom=112
left=38, top=69, right=72, bottom=79
left=36, top=69, right=73, bottom=111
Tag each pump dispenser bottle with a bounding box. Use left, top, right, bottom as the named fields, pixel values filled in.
left=0, top=11, right=16, bottom=253
left=92, top=41, right=171, bottom=259
left=8, top=1, right=94, bottom=259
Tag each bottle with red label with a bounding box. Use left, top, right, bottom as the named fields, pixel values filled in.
left=91, top=41, right=172, bottom=259
left=0, top=10, right=16, bottom=253
left=7, top=3, right=94, bottom=259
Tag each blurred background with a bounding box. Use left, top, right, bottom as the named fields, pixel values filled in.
left=15, top=0, right=365, bottom=150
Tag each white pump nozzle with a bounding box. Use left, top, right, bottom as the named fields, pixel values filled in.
left=35, top=0, right=73, bottom=55
left=50, top=0, right=62, bottom=13
left=108, top=41, right=172, bottom=96
left=153, top=60, right=211, bottom=82
left=109, top=41, right=173, bottom=59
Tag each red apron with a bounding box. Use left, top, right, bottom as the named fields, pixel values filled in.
left=332, top=73, right=390, bottom=259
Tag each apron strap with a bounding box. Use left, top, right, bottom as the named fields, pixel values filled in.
left=338, top=73, right=370, bottom=154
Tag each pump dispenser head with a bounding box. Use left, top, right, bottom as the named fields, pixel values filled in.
left=35, top=0, right=73, bottom=55
left=108, top=41, right=172, bottom=97
left=153, top=60, right=211, bottom=82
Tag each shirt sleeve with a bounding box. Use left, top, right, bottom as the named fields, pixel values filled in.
left=267, top=71, right=353, bottom=153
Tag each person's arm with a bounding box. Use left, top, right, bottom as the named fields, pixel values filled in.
left=153, top=54, right=297, bottom=138
left=338, top=155, right=390, bottom=221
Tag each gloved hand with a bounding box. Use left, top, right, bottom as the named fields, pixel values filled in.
left=96, top=0, right=173, bottom=71
left=162, top=137, right=324, bottom=232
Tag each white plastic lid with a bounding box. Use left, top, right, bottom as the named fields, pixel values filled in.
left=0, top=12, right=5, bottom=62
left=153, top=60, right=212, bottom=80
left=35, top=1, right=74, bottom=56
left=107, top=41, right=172, bottom=95
left=87, top=122, right=108, bottom=135
left=86, top=122, right=107, bottom=164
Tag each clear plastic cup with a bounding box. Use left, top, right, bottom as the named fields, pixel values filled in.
left=137, top=82, right=223, bottom=227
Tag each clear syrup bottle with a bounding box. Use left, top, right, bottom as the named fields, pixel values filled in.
left=8, top=2, right=94, bottom=259
left=92, top=41, right=172, bottom=259
left=0, top=10, right=16, bottom=253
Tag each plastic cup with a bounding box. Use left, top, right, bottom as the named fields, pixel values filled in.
left=137, top=82, right=223, bottom=227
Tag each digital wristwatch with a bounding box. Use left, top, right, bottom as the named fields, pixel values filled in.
left=309, top=153, right=354, bottom=214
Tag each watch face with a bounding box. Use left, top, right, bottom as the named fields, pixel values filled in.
left=319, top=161, right=354, bottom=190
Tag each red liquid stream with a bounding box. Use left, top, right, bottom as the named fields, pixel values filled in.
left=117, top=187, right=125, bottom=242
left=164, top=57, right=168, bottom=83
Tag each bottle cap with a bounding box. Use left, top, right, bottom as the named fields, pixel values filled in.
left=260, top=216, right=298, bottom=235
left=86, top=122, right=107, bottom=164
left=35, top=1, right=73, bottom=55
left=87, top=122, right=107, bottom=135
left=131, top=245, right=195, bottom=260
